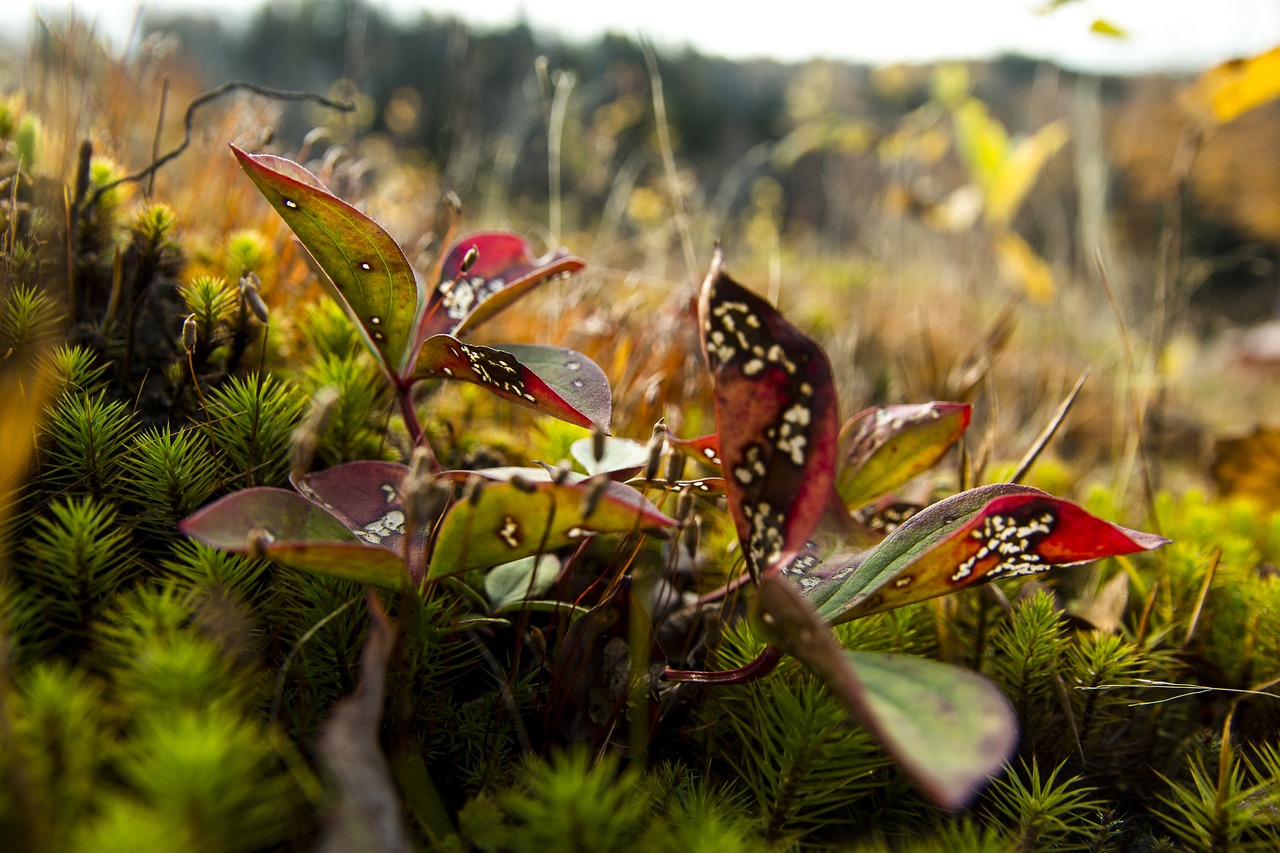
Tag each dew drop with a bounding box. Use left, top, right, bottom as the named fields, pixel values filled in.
left=283, top=199, right=298, bottom=209
left=571, top=379, right=584, bottom=389
left=369, top=316, right=381, bottom=325
left=360, top=262, right=373, bottom=271
left=566, top=361, right=581, bottom=371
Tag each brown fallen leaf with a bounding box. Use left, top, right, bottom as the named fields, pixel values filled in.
left=316, top=592, right=410, bottom=853
left=1213, top=427, right=1280, bottom=508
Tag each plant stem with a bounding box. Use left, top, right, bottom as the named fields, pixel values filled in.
left=663, top=644, right=783, bottom=685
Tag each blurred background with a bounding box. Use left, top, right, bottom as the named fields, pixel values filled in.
left=5, top=0, right=1280, bottom=497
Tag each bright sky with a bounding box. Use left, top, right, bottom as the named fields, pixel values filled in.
left=8, top=0, right=1280, bottom=73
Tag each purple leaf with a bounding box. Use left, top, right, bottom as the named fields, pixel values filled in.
left=419, top=232, right=584, bottom=339
left=699, top=249, right=839, bottom=576
left=180, top=488, right=408, bottom=587
left=293, top=461, right=428, bottom=579
left=411, top=337, right=611, bottom=430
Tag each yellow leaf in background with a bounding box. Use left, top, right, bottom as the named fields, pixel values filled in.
left=952, top=98, right=1009, bottom=192
left=1089, top=19, right=1128, bottom=38
left=985, top=119, right=1069, bottom=225
left=1213, top=426, right=1280, bottom=507
left=0, top=365, right=50, bottom=559
left=1192, top=46, right=1280, bottom=125
left=995, top=230, right=1055, bottom=302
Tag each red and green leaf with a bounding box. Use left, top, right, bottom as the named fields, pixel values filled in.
left=293, top=461, right=429, bottom=579
left=699, top=250, right=839, bottom=576
left=426, top=467, right=677, bottom=579
left=231, top=146, right=422, bottom=379
left=179, top=487, right=408, bottom=587
left=786, top=483, right=1169, bottom=624
left=419, top=232, right=584, bottom=339
left=751, top=574, right=1015, bottom=810
left=411, top=337, right=611, bottom=430
left=836, top=402, right=972, bottom=510
left=666, top=431, right=722, bottom=469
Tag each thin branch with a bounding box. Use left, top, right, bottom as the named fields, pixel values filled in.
left=83, top=81, right=355, bottom=212
left=1009, top=368, right=1089, bottom=485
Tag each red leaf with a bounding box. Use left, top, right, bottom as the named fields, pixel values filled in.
left=419, top=232, right=584, bottom=339
left=806, top=486, right=1169, bottom=622
left=411, top=337, right=610, bottom=430
left=698, top=249, right=839, bottom=576
left=179, top=488, right=408, bottom=587
left=665, top=431, right=723, bottom=468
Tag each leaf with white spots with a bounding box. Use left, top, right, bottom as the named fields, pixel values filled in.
left=666, top=431, right=723, bottom=469
left=426, top=467, right=678, bottom=579
left=751, top=574, right=1015, bottom=810
left=698, top=249, right=839, bottom=576
left=570, top=435, right=648, bottom=479
left=180, top=488, right=409, bottom=587
left=412, top=337, right=611, bottom=430
left=836, top=402, right=972, bottom=511
left=231, top=146, right=422, bottom=378
left=787, top=484, right=1169, bottom=624
left=293, top=461, right=429, bottom=581
left=419, top=232, right=584, bottom=339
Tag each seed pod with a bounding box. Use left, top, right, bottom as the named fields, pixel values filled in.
left=443, top=190, right=462, bottom=220
left=247, top=526, right=275, bottom=559
left=591, top=423, right=607, bottom=462
left=681, top=514, right=701, bottom=557
left=664, top=450, right=685, bottom=485
left=675, top=487, right=695, bottom=523
left=289, top=387, right=338, bottom=478
left=580, top=475, right=607, bottom=518
left=460, top=245, right=479, bottom=274
left=509, top=473, right=537, bottom=494
left=463, top=474, right=485, bottom=506
left=181, top=313, right=198, bottom=354
left=239, top=274, right=270, bottom=324
left=551, top=461, right=572, bottom=486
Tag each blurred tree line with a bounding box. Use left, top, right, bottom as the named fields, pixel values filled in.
left=140, top=0, right=1280, bottom=326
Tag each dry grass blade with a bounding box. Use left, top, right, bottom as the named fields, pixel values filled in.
left=1009, top=368, right=1090, bottom=485
left=1183, top=548, right=1221, bottom=650
left=642, top=41, right=699, bottom=285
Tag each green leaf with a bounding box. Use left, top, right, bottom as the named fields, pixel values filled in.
left=231, top=146, right=423, bottom=378
left=412, top=337, right=611, bottom=430
left=570, top=436, right=648, bottom=478
left=483, top=555, right=561, bottom=610
left=427, top=468, right=676, bottom=578
left=836, top=402, right=971, bottom=510
left=751, top=574, right=1014, bottom=810
left=180, top=488, right=407, bottom=587
left=846, top=650, right=1017, bottom=811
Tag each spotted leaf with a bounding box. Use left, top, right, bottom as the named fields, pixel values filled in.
left=788, top=484, right=1168, bottom=624
left=666, top=431, right=722, bottom=469
left=752, top=574, right=1015, bottom=810
left=699, top=250, right=839, bottom=576
left=420, top=232, right=584, bottom=338
left=426, top=467, right=677, bottom=579
left=180, top=488, right=408, bottom=587
left=836, top=402, right=971, bottom=511
left=412, top=337, right=611, bottom=430
left=293, top=461, right=429, bottom=580
left=231, top=146, right=422, bottom=379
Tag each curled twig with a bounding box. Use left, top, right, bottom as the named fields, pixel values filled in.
left=82, top=81, right=355, bottom=212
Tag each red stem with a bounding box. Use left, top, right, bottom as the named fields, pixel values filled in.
left=663, top=644, right=783, bottom=685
